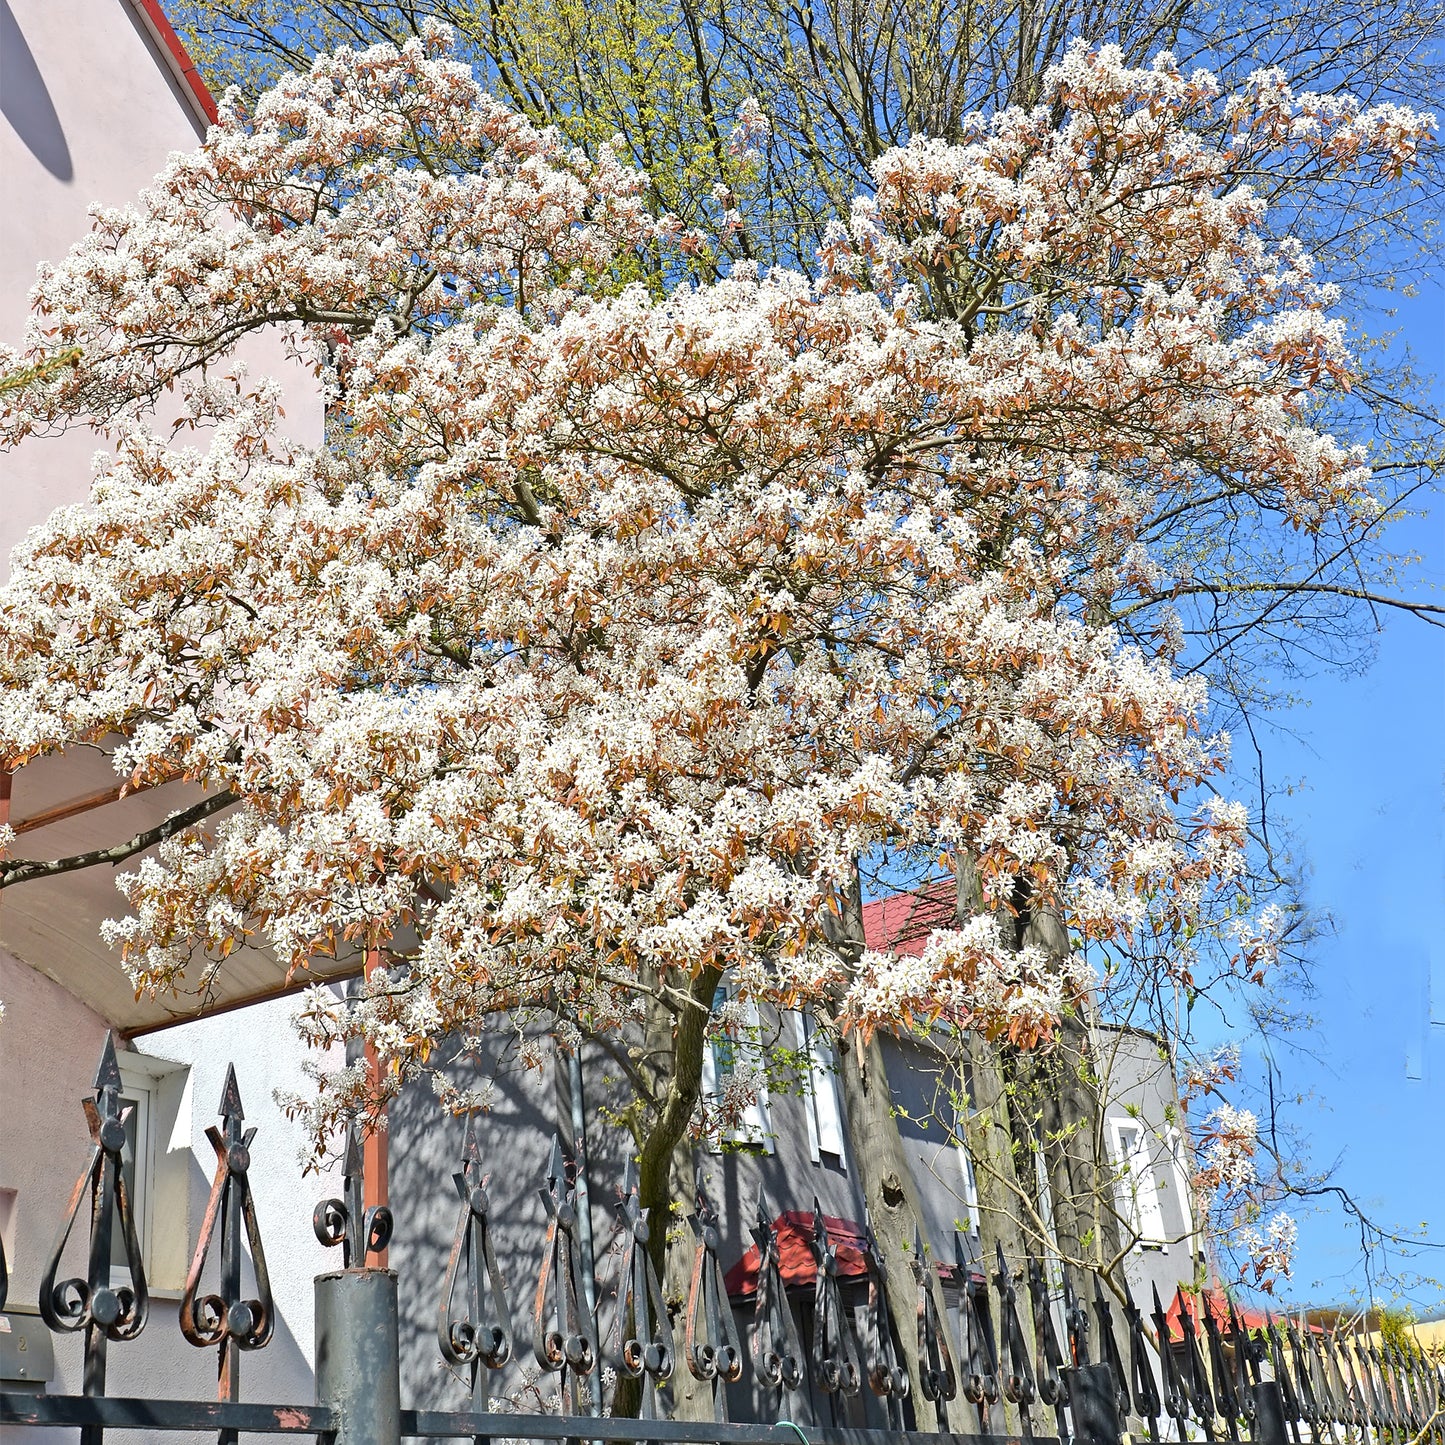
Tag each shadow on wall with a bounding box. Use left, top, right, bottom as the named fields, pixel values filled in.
left=388, top=1036, right=646, bottom=1415
left=390, top=1041, right=564, bottom=1414
left=1, top=0, right=73, bottom=182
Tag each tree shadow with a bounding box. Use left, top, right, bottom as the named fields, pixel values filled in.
left=1, top=0, right=73, bottom=183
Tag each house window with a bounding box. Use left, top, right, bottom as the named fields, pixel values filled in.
left=788, top=1010, right=846, bottom=1167
left=1111, top=1119, right=1168, bottom=1249
left=110, top=1080, right=153, bottom=1271
left=701, top=986, right=773, bottom=1153
left=108, top=1051, right=191, bottom=1291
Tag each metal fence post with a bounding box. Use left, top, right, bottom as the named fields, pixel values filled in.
left=1252, top=1379, right=1288, bottom=1445
left=315, top=1269, right=402, bottom=1445
left=1067, top=1362, right=1124, bottom=1445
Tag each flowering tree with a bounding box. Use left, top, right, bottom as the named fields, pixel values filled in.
left=0, top=29, right=1432, bottom=1390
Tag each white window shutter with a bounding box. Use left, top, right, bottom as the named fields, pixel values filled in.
left=737, top=999, right=773, bottom=1153
left=701, top=1019, right=722, bottom=1154
left=807, top=1022, right=846, bottom=1161
left=956, top=1140, right=980, bottom=1235
left=1113, top=1121, right=1167, bottom=1247
left=789, top=1010, right=823, bottom=1163
left=789, top=1009, right=845, bottom=1166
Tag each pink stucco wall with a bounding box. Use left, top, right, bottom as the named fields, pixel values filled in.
left=1, top=3, right=338, bottom=1416
left=1, top=0, right=323, bottom=571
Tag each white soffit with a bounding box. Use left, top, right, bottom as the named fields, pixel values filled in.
left=2, top=748, right=361, bottom=1034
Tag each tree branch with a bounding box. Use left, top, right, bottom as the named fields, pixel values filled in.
left=0, top=790, right=238, bottom=889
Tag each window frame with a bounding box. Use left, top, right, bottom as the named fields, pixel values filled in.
left=1110, top=1117, right=1169, bottom=1251
left=701, top=986, right=774, bottom=1154
left=788, top=1009, right=847, bottom=1168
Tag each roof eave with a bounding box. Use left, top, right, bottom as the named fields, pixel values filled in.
left=123, top=0, right=220, bottom=132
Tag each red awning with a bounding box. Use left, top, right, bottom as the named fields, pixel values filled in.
left=723, top=1211, right=869, bottom=1299
left=1164, top=1289, right=1274, bottom=1342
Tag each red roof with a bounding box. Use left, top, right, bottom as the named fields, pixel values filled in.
left=1165, top=1288, right=1272, bottom=1342
left=125, top=0, right=220, bottom=129
left=723, top=1211, right=870, bottom=1299
left=860, top=879, right=955, bottom=958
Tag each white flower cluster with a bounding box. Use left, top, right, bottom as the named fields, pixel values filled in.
left=1200, top=1104, right=1260, bottom=1192
left=0, top=33, right=1429, bottom=1134
left=1181, top=1044, right=1241, bottom=1102
left=1238, top=1210, right=1298, bottom=1284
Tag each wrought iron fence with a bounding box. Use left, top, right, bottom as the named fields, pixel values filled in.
left=2, top=1035, right=1440, bottom=1445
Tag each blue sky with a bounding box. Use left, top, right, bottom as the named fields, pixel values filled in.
left=1242, top=285, right=1444, bottom=1311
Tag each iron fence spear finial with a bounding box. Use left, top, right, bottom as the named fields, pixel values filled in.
left=313, top=1119, right=393, bottom=1269
left=532, top=1132, right=598, bottom=1411
left=180, top=1065, right=274, bottom=1349
left=749, top=1189, right=802, bottom=1394
left=859, top=1211, right=907, bottom=1405
left=180, top=1066, right=273, bottom=1445
left=958, top=1229, right=999, bottom=1417
left=992, top=1238, right=1037, bottom=1419
left=910, top=1224, right=956, bottom=1429
left=603, top=1159, right=673, bottom=1418
left=37, top=1033, right=150, bottom=1444
left=1092, top=1275, right=1129, bottom=1419
left=1119, top=1278, right=1160, bottom=1442
left=1149, top=1282, right=1189, bottom=1437
left=683, top=1186, right=744, bottom=1420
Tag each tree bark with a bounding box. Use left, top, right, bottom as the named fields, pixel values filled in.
left=1003, top=885, right=1124, bottom=1299
left=836, top=1026, right=938, bottom=1420
left=612, top=965, right=721, bottom=1420
left=830, top=872, right=944, bottom=1419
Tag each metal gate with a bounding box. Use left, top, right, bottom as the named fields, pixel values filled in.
left=2, top=1037, right=1439, bottom=1445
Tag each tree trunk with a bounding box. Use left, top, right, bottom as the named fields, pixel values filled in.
left=836, top=1026, right=940, bottom=1418
left=1002, top=883, right=1123, bottom=1300
left=964, top=1030, right=1031, bottom=1274
left=829, top=872, right=945, bottom=1418
left=954, top=859, right=1032, bottom=1273
left=612, top=965, right=721, bottom=1420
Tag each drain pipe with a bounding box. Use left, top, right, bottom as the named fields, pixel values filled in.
left=567, top=1042, right=599, bottom=1319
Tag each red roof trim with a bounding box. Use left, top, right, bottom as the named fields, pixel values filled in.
left=1163, top=1288, right=1291, bottom=1343
left=125, top=0, right=220, bottom=129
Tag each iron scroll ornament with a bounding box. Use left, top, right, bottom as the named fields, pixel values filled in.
left=909, top=1228, right=957, bottom=1422
left=1028, top=1257, right=1070, bottom=1440
left=684, top=1189, right=745, bottom=1395
left=38, top=1034, right=149, bottom=1345
left=860, top=1220, right=908, bottom=1401
left=437, top=1113, right=513, bottom=1377
left=313, top=1123, right=394, bottom=1268
left=1201, top=1292, right=1241, bottom=1437
left=991, top=1241, right=1038, bottom=1416
left=604, top=1162, right=675, bottom=1418
left=749, top=1192, right=804, bottom=1393
left=808, top=1199, right=860, bottom=1396
left=1120, top=1280, right=1163, bottom=1442
left=1092, top=1277, right=1132, bottom=1421
left=959, top=1234, right=1001, bottom=1413
left=180, top=1066, right=274, bottom=1355
left=531, top=1134, right=599, bottom=1389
